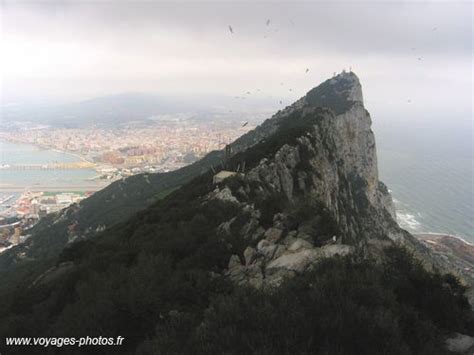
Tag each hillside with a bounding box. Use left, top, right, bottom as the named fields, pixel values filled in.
left=0, top=72, right=472, bottom=354
left=0, top=76, right=319, bottom=275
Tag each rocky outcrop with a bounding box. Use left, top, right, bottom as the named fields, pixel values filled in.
left=246, top=144, right=301, bottom=202
left=210, top=71, right=463, bottom=291
left=225, top=221, right=354, bottom=288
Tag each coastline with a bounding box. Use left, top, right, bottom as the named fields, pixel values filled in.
left=0, top=137, right=95, bottom=165
left=414, top=232, right=473, bottom=247
left=0, top=139, right=108, bottom=193
left=414, top=232, right=474, bottom=283
left=0, top=183, right=110, bottom=193
left=414, top=232, right=474, bottom=303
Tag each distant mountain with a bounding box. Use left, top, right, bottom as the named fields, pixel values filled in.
left=0, top=72, right=472, bottom=354
left=1, top=92, right=201, bottom=128
left=1, top=92, right=280, bottom=129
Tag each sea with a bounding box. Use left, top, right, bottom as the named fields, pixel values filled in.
left=374, top=118, right=473, bottom=244
left=0, top=140, right=101, bottom=212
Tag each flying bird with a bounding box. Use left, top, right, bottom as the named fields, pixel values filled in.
left=228, top=25, right=234, bottom=34
left=242, top=121, right=248, bottom=127
left=305, top=68, right=310, bottom=73
left=279, top=100, right=282, bottom=105
left=266, top=19, right=271, bottom=26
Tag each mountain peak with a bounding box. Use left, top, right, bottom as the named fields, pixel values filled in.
left=332, top=70, right=362, bottom=96
left=305, top=70, right=363, bottom=114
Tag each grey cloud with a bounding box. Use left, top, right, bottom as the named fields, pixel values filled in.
left=1, top=0, right=472, bottom=115
left=4, top=1, right=471, bottom=55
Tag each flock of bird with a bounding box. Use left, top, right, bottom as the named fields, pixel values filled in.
left=228, top=19, right=438, bottom=112
left=228, top=19, right=312, bottom=111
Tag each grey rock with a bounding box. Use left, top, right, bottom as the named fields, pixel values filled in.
left=214, top=187, right=239, bottom=204
left=296, top=232, right=313, bottom=243
left=320, top=244, right=354, bottom=258
left=288, top=238, right=313, bottom=252
left=228, top=254, right=242, bottom=269
left=273, top=213, right=285, bottom=223
left=266, top=249, right=322, bottom=273
left=257, top=239, right=273, bottom=250
left=260, top=244, right=279, bottom=260
left=272, top=245, right=287, bottom=260
left=264, top=228, right=284, bottom=243
left=281, top=232, right=298, bottom=246
left=251, top=226, right=266, bottom=240
left=244, top=247, right=257, bottom=265
left=445, top=333, right=474, bottom=353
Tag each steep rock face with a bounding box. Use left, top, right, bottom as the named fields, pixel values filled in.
left=208, top=72, right=420, bottom=288
left=215, top=72, right=471, bottom=294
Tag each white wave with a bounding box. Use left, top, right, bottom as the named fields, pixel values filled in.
left=396, top=211, right=422, bottom=231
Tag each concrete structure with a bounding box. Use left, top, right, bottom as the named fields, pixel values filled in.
left=213, top=170, right=237, bottom=184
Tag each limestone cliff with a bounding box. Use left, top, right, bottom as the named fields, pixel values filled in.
left=206, top=71, right=440, bottom=288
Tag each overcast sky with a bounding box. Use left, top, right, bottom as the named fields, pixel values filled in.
left=1, top=0, right=472, bottom=124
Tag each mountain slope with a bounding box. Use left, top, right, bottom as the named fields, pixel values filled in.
left=0, top=72, right=472, bottom=354
left=0, top=75, right=350, bottom=274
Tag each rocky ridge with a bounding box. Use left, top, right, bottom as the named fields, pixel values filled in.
left=0, top=71, right=472, bottom=354
left=4, top=71, right=463, bottom=293
left=196, top=71, right=431, bottom=289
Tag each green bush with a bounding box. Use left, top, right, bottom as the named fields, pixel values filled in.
left=142, top=248, right=472, bottom=355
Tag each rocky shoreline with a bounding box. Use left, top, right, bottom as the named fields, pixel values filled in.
left=415, top=233, right=474, bottom=266
left=415, top=233, right=474, bottom=303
